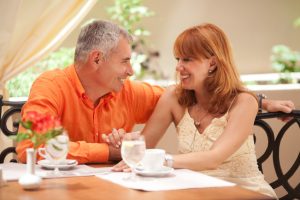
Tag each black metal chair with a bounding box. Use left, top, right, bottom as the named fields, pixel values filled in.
left=254, top=110, right=300, bottom=200
left=0, top=95, right=25, bottom=163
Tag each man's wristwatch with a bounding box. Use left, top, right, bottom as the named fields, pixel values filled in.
left=257, top=93, right=267, bottom=113
left=165, top=154, right=174, bottom=168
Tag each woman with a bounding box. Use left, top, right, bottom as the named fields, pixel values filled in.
left=113, top=23, right=277, bottom=198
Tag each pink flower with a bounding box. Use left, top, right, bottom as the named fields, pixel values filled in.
left=16, top=111, right=64, bottom=149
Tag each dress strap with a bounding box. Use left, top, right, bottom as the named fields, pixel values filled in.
left=227, top=95, right=238, bottom=113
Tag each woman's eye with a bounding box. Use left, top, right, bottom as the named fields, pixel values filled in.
left=175, top=58, right=191, bottom=62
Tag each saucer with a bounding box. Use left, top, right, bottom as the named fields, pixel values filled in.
left=37, top=159, right=78, bottom=170
left=134, top=166, right=174, bottom=177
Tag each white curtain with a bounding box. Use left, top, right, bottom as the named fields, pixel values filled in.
left=0, top=0, right=97, bottom=96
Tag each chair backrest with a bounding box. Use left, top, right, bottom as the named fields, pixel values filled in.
left=254, top=110, right=300, bottom=200
left=0, top=95, right=25, bottom=163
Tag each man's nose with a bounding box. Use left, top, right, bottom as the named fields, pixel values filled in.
left=126, top=63, right=134, bottom=76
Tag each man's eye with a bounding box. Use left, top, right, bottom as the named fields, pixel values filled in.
left=183, top=58, right=191, bottom=62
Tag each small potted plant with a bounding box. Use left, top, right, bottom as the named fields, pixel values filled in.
left=12, top=111, right=65, bottom=190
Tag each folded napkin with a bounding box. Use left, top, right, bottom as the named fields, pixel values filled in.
left=96, top=169, right=235, bottom=191
left=0, top=163, right=111, bottom=181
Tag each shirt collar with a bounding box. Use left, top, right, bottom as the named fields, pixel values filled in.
left=65, top=64, right=85, bottom=98
left=64, top=64, right=116, bottom=101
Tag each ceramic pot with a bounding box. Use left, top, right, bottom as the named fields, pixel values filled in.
left=18, top=148, right=42, bottom=190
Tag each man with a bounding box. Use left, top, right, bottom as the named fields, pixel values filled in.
left=17, top=20, right=295, bottom=164
left=17, top=20, right=163, bottom=164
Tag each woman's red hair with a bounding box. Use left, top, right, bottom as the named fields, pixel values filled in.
left=174, top=23, right=254, bottom=114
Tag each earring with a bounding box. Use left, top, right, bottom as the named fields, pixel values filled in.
left=208, top=70, right=212, bottom=73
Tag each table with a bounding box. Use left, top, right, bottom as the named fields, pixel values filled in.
left=1, top=163, right=275, bottom=200
left=1, top=176, right=274, bottom=200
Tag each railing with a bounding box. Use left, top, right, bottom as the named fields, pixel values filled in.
left=0, top=95, right=299, bottom=199
left=254, top=110, right=300, bottom=200
left=0, top=95, right=25, bottom=163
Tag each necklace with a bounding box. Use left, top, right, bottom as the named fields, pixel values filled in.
left=194, top=111, right=208, bottom=128
left=193, top=106, right=209, bottom=129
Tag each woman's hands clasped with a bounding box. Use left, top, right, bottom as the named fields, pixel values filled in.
left=102, top=129, right=142, bottom=172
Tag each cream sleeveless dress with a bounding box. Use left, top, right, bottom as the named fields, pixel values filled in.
left=176, top=109, right=277, bottom=198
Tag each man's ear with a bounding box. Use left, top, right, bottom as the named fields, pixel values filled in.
left=89, top=50, right=103, bottom=65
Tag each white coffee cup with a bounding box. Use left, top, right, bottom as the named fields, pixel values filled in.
left=38, top=134, right=69, bottom=164
left=141, top=149, right=165, bottom=171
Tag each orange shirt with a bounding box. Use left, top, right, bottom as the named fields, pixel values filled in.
left=16, top=65, right=164, bottom=164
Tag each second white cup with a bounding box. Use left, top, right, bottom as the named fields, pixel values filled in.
left=141, top=149, right=165, bottom=171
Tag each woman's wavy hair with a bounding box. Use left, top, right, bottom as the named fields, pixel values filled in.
left=174, top=23, right=255, bottom=114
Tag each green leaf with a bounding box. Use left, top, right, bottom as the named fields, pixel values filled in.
left=12, top=133, right=31, bottom=142
left=21, top=121, right=32, bottom=129
left=51, top=143, right=63, bottom=151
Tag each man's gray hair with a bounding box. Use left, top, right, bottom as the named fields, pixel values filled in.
left=74, top=20, right=132, bottom=63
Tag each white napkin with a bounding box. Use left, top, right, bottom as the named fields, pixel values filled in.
left=96, top=169, right=235, bottom=191
left=0, top=163, right=112, bottom=181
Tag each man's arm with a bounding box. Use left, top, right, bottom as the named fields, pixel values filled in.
left=16, top=73, right=119, bottom=164
left=128, top=81, right=164, bottom=123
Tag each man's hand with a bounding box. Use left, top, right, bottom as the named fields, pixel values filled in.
left=102, top=128, right=125, bottom=148
left=108, top=145, right=122, bottom=162
left=102, top=129, right=141, bottom=149
left=262, top=99, right=295, bottom=121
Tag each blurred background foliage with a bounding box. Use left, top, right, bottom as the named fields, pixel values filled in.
left=5, top=2, right=300, bottom=97
left=6, top=48, right=74, bottom=97
left=6, top=0, right=163, bottom=97
left=270, top=17, right=300, bottom=83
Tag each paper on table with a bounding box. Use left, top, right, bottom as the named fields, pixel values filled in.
left=96, top=169, right=235, bottom=191
left=0, top=163, right=112, bottom=181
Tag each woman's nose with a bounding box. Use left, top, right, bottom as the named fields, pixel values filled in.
left=176, top=62, right=184, bottom=72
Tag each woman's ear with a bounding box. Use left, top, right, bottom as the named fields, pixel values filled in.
left=209, top=56, right=217, bottom=72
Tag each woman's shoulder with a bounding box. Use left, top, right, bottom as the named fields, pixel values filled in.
left=236, top=92, right=257, bottom=103
left=161, top=85, right=178, bottom=100
left=233, top=92, right=258, bottom=110
left=163, top=85, right=186, bottom=122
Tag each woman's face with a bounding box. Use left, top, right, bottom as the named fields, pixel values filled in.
left=175, top=56, right=212, bottom=91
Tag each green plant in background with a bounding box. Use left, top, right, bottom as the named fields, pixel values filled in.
left=6, top=0, right=163, bottom=98
left=271, top=45, right=300, bottom=83
left=294, top=17, right=300, bottom=27
left=270, top=16, right=300, bottom=84
left=6, top=47, right=74, bottom=97
left=107, top=0, right=164, bottom=80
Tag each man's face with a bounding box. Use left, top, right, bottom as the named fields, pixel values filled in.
left=97, top=36, right=133, bottom=93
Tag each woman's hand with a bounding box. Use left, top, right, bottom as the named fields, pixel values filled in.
left=111, top=160, right=131, bottom=172
left=262, top=99, right=295, bottom=121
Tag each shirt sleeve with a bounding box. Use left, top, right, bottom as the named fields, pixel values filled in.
left=67, top=141, right=109, bottom=164
left=16, top=140, right=109, bottom=164
left=16, top=73, right=110, bottom=164
left=126, top=80, right=164, bottom=123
